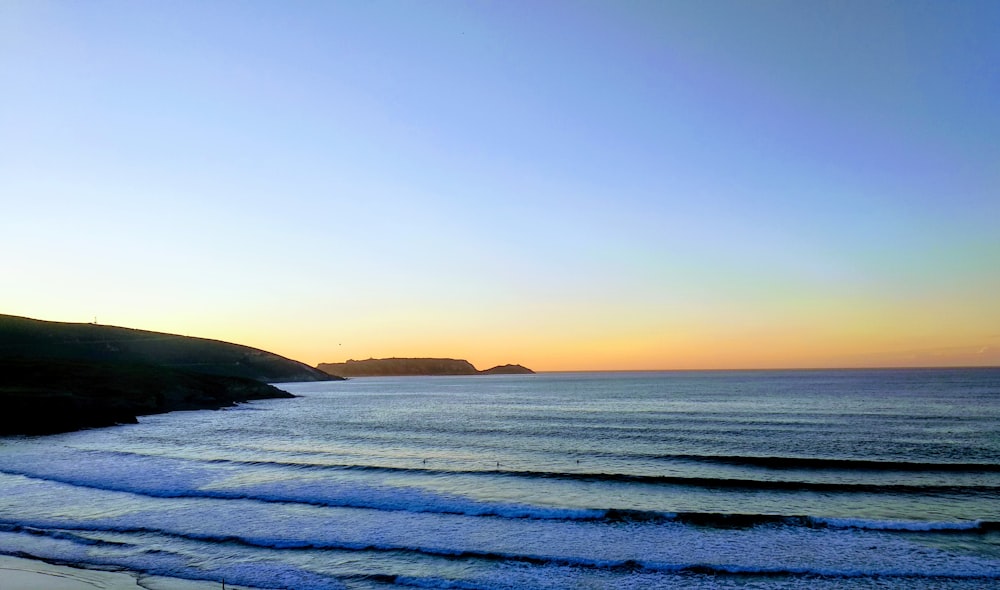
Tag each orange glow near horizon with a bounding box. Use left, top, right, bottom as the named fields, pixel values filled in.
left=173, top=303, right=1000, bottom=373
left=4, top=3, right=998, bottom=374
left=7, top=273, right=1000, bottom=373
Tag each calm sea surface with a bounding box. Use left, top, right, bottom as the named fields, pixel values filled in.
left=1, top=369, right=999, bottom=588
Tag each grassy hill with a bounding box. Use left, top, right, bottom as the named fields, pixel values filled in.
left=0, top=314, right=334, bottom=383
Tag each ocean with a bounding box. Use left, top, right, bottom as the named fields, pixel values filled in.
left=1, top=369, right=998, bottom=589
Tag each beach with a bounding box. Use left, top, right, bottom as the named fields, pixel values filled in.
left=0, top=555, right=259, bottom=590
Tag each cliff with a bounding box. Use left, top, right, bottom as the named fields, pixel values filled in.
left=317, top=357, right=534, bottom=377
left=0, top=314, right=336, bottom=383
left=0, top=358, right=294, bottom=435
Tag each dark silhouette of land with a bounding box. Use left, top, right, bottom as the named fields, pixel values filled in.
left=318, top=357, right=534, bottom=377
left=0, top=358, right=294, bottom=435
left=0, top=314, right=333, bottom=382
left=0, top=314, right=338, bottom=435
left=479, top=363, right=535, bottom=375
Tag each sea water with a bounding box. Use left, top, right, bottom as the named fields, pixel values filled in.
left=0, top=369, right=998, bottom=589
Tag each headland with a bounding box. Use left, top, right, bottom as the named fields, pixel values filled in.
left=0, top=314, right=337, bottom=435
left=317, top=357, right=534, bottom=378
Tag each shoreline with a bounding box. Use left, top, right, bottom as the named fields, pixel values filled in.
left=0, top=554, right=262, bottom=590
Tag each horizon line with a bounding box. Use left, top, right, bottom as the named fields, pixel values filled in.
left=531, top=365, right=1000, bottom=373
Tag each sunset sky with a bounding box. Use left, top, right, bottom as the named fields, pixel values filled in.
left=3, top=1, right=998, bottom=371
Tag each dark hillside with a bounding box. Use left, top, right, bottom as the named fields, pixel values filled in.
left=0, top=358, right=294, bottom=435
left=0, top=314, right=335, bottom=383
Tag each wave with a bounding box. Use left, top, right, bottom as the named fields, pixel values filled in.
left=75, top=446, right=1000, bottom=483
left=1, top=473, right=996, bottom=535
left=810, top=517, right=1000, bottom=533
left=3, top=462, right=997, bottom=528
left=228, top=462, right=1000, bottom=494
left=0, top=466, right=604, bottom=520
left=2, top=521, right=998, bottom=583
left=597, top=511, right=1000, bottom=532
left=0, top=523, right=130, bottom=547
left=3, top=460, right=999, bottom=529
left=661, top=454, right=1000, bottom=472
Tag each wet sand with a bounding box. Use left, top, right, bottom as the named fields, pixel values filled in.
left=0, top=555, right=259, bottom=590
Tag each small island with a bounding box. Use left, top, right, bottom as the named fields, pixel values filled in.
left=317, top=357, right=534, bottom=378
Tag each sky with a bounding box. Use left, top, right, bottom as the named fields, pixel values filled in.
left=2, top=1, right=999, bottom=371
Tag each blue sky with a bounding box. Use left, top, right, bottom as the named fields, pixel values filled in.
left=2, top=1, right=998, bottom=369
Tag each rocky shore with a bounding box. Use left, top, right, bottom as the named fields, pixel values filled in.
left=0, top=314, right=333, bottom=436
left=0, top=358, right=294, bottom=435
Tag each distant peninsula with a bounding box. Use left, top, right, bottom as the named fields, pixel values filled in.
left=317, top=357, right=535, bottom=378
left=0, top=314, right=337, bottom=435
